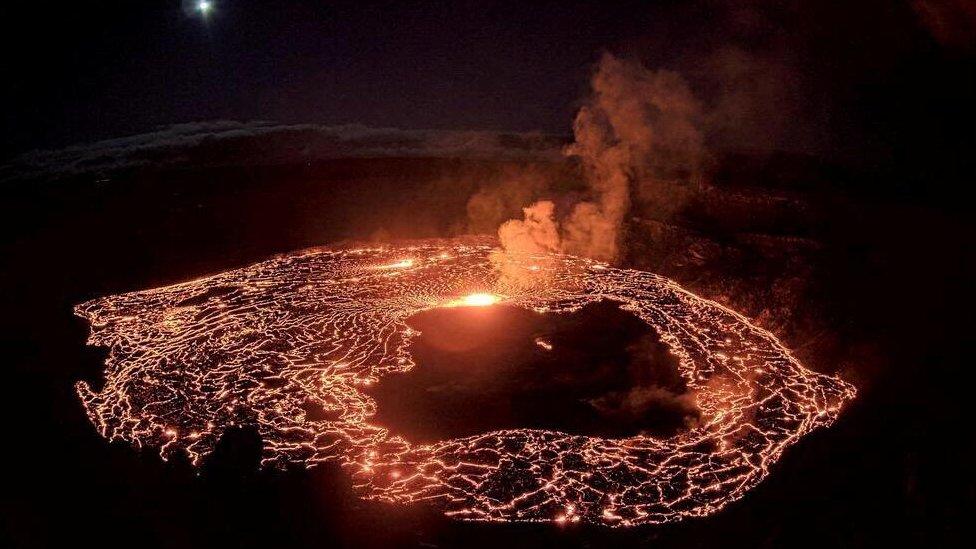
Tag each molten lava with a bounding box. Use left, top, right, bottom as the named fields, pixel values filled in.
left=451, top=292, right=502, bottom=307
left=75, top=236, right=855, bottom=526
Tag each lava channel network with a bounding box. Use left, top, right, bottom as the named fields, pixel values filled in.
left=76, top=237, right=855, bottom=526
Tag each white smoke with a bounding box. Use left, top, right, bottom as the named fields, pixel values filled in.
left=497, top=53, right=705, bottom=263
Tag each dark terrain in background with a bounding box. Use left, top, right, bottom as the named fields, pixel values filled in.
left=1, top=149, right=970, bottom=547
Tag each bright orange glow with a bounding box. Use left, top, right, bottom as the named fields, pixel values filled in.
left=75, top=237, right=855, bottom=527
left=441, top=291, right=503, bottom=308
left=460, top=292, right=500, bottom=306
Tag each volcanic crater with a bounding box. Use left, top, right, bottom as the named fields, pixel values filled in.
left=368, top=300, right=699, bottom=442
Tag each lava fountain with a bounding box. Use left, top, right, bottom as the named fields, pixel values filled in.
left=75, top=236, right=855, bottom=526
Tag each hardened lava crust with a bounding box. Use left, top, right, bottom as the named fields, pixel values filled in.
left=75, top=236, right=855, bottom=526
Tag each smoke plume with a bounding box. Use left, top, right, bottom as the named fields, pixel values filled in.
left=496, top=53, right=705, bottom=263
left=912, top=0, right=976, bottom=49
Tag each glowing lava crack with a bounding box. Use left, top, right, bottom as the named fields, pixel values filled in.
left=75, top=237, right=855, bottom=526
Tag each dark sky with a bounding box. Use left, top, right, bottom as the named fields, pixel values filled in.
left=1, top=0, right=659, bottom=152
left=2, top=0, right=973, bottom=180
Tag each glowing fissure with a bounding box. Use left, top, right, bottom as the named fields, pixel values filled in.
left=75, top=236, right=854, bottom=526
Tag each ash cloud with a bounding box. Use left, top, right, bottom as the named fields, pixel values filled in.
left=1, top=120, right=563, bottom=182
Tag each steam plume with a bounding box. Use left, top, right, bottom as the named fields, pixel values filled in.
left=497, top=53, right=704, bottom=263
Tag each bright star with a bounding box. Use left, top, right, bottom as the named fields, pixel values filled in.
left=197, top=1, right=213, bottom=15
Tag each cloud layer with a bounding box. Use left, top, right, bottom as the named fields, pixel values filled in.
left=2, top=121, right=563, bottom=182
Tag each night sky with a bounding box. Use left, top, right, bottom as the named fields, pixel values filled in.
left=4, top=0, right=973, bottom=188
left=4, top=0, right=651, bottom=151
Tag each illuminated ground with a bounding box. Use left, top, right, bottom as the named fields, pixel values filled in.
left=75, top=236, right=855, bottom=526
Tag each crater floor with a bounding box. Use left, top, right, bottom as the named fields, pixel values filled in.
left=75, top=237, right=855, bottom=526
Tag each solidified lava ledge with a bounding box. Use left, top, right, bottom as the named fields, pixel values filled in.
left=74, top=236, right=855, bottom=526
